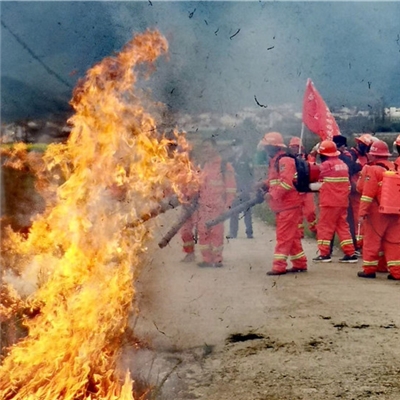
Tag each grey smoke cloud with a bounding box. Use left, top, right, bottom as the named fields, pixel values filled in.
left=1, top=1, right=399, bottom=122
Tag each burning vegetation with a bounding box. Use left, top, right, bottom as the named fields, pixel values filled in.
left=0, top=30, right=198, bottom=399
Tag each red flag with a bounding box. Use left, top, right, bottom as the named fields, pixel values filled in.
left=302, top=79, right=340, bottom=140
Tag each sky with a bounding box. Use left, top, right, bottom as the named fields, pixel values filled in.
left=1, top=1, right=400, bottom=122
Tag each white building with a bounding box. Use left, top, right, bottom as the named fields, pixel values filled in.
left=384, top=107, right=400, bottom=121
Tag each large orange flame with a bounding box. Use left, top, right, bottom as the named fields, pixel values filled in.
left=0, top=30, right=198, bottom=399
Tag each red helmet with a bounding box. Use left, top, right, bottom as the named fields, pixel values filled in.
left=395, top=135, right=400, bottom=146
left=289, top=137, right=302, bottom=147
left=355, top=133, right=374, bottom=146
left=317, top=140, right=340, bottom=157
left=369, top=140, right=391, bottom=157
left=259, top=132, right=287, bottom=147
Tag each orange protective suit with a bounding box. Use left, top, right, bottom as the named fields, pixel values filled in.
left=377, top=251, right=388, bottom=273
left=266, top=151, right=307, bottom=273
left=298, top=192, right=317, bottom=237
left=317, top=157, right=355, bottom=256
left=348, top=148, right=369, bottom=247
left=180, top=210, right=198, bottom=254
left=395, top=157, right=400, bottom=171
left=197, top=156, right=236, bottom=264
left=357, top=160, right=400, bottom=278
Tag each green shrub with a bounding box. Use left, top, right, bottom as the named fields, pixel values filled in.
left=253, top=203, right=275, bottom=226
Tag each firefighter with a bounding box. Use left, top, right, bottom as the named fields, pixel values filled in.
left=356, top=140, right=400, bottom=279
left=260, top=132, right=307, bottom=275
left=332, top=135, right=363, bottom=253
left=349, top=133, right=374, bottom=166
left=288, top=137, right=317, bottom=237
left=288, top=136, right=305, bottom=156
left=313, top=140, right=358, bottom=263
left=372, top=135, right=400, bottom=272
left=348, top=134, right=375, bottom=255
left=394, top=134, right=400, bottom=170
left=196, top=138, right=236, bottom=268
left=227, top=138, right=255, bottom=239
left=332, top=135, right=351, bottom=157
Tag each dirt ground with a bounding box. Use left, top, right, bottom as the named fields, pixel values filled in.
left=130, top=209, right=400, bottom=400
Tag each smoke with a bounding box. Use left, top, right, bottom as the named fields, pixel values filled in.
left=3, top=258, right=47, bottom=298
left=1, top=1, right=400, bottom=123
left=108, top=1, right=400, bottom=114
left=1, top=1, right=117, bottom=121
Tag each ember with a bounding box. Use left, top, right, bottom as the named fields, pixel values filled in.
left=0, top=30, right=198, bottom=399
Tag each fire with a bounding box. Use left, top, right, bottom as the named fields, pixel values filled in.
left=0, top=30, right=198, bottom=399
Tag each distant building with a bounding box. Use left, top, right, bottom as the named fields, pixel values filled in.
left=332, top=106, right=371, bottom=121
left=384, top=107, right=400, bottom=121
left=375, top=132, right=400, bottom=138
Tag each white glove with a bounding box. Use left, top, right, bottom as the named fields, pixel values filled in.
left=309, top=182, right=322, bottom=192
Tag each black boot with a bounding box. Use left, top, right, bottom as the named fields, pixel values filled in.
left=197, top=261, right=213, bottom=268
left=267, top=270, right=287, bottom=276
left=357, top=271, right=376, bottom=279
left=287, top=267, right=307, bottom=273
left=312, top=255, right=332, bottom=263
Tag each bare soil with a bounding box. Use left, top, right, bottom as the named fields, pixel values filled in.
left=131, top=209, right=400, bottom=400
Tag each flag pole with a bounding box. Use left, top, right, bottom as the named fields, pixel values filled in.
left=299, top=122, right=305, bottom=155
left=299, top=78, right=309, bottom=155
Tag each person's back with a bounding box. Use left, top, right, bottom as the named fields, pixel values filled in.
left=259, top=132, right=307, bottom=276
left=313, top=140, right=357, bottom=264
left=356, top=140, right=400, bottom=280
left=267, top=151, right=302, bottom=212
left=319, top=157, right=350, bottom=208
left=197, top=138, right=236, bottom=268
left=357, top=159, right=395, bottom=214
left=199, top=155, right=229, bottom=207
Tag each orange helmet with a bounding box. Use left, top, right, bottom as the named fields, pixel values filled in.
left=317, top=140, right=340, bottom=157
left=395, top=134, right=400, bottom=146
left=355, top=133, right=374, bottom=146
left=259, top=132, right=286, bottom=147
left=289, top=137, right=302, bottom=147
left=369, top=140, right=391, bottom=157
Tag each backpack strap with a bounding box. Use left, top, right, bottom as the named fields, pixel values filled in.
left=274, top=153, right=295, bottom=170
left=349, top=148, right=358, bottom=163
left=371, top=161, right=393, bottom=171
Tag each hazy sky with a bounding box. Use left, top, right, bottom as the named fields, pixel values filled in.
left=1, top=1, right=400, bottom=122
